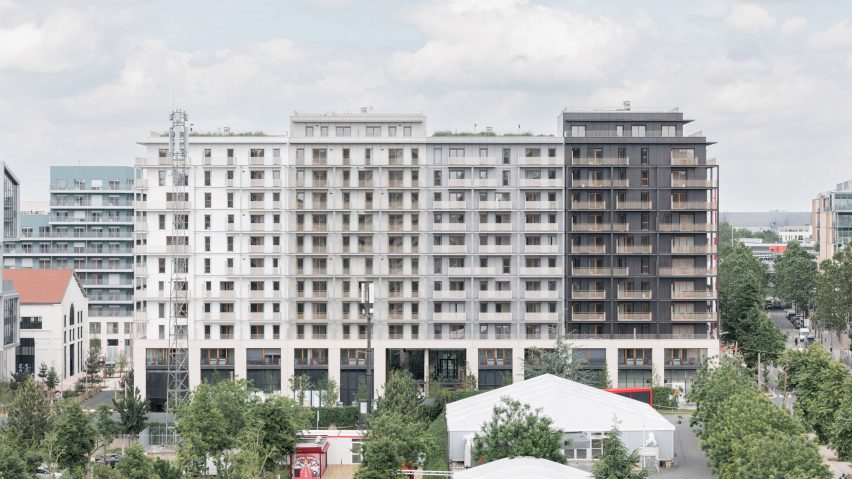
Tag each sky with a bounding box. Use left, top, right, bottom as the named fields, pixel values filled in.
left=1, top=0, right=851, bottom=211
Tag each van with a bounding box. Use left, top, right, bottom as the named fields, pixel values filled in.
left=798, top=328, right=810, bottom=340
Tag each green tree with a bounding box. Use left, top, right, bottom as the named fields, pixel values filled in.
left=524, top=336, right=594, bottom=384
left=378, top=369, right=421, bottom=416
left=773, top=241, right=817, bottom=316
left=116, top=443, right=157, bottom=479
left=288, top=374, right=311, bottom=405
left=218, top=417, right=273, bottom=479
left=783, top=347, right=851, bottom=442
left=37, top=362, right=48, bottom=383
left=249, top=396, right=311, bottom=469
left=84, top=343, right=106, bottom=389
left=94, top=404, right=120, bottom=463
left=6, top=376, right=50, bottom=449
left=176, top=383, right=229, bottom=476
left=152, top=458, right=182, bottom=479
left=831, top=393, right=852, bottom=460
left=45, top=366, right=59, bottom=393
left=364, top=411, right=432, bottom=466
left=52, top=399, right=97, bottom=471
left=112, top=370, right=148, bottom=437
left=92, top=463, right=122, bottom=479
left=317, top=376, right=339, bottom=407
left=0, top=433, right=29, bottom=479
left=814, top=244, right=852, bottom=335
left=353, top=436, right=404, bottom=479
left=592, top=424, right=648, bottom=479
left=721, top=433, right=830, bottom=479
left=596, top=367, right=613, bottom=389
left=473, top=397, right=564, bottom=464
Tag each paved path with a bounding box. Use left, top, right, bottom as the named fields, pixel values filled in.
left=653, top=414, right=714, bottom=479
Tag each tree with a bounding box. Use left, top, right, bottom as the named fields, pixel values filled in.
left=831, top=393, right=852, bottom=460
left=783, top=347, right=851, bottom=443
left=113, top=370, right=148, bottom=437
left=288, top=374, right=311, bottom=405
left=45, top=366, right=59, bottom=393
left=115, top=443, right=157, bottom=479
left=592, top=424, right=648, bottom=479
left=94, top=404, right=120, bottom=463
left=0, top=432, right=29, bottom=479
left=524, top=336, right=594, bottom=384
left=378, top=369, right=421, bottom=416
left=596, top=367, right=613, bottom=389
left=117, top=353, right=129, bottom=375
left=364, top=411, right=433, bottom=466
left=473, top=397, right=564, bottom=464
left=92, top=463, right=122, bottom=479
left=152, top=458, right=182, bottom=479
left=52, top=399, right=97, bottom=471
left=176, top=383, right=230, bottom=476
left=218, top=417, right=274, bottom=479
left=85, top=343, right=106, bottom=389
left=317, top=377, right=339, bottom=407
left=722, top=433, right=830, bottom=479
left=353, top=436, right=405, bottom=479
left=7, top=376, right=50, bottom=449
left=773, top=241, right=817, bottom=316
left=249, top=396, right=311, bottom=469
left=37, top=362, right=48, bottom=383
left=814, top=244, right=852, bottom=335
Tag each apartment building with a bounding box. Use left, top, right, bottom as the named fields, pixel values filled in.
left=0, top=162, right=20, bottom=377
left=812, top=180, right=852, bottom=261
left=132, top=108, right=720, bottom=406
left=563, top=110, right=720, bottom=392
left=5, top=167, right=135, bottom=364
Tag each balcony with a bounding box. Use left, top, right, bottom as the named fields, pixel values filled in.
left=434, top=290, right=467, bottom=300
left=134, top=221, right=147, bottom=231
left=479, top=312, right=513, bottom=322
left=671, top=290, right=717, bottom=300
left=524, top=201, right=560, bottom=211
left=525, top=312, right=559, bottom=322
left=134, top=267, right=147, bottom=276
left=524, top=244, right=559, bottom=254
left=433, top=312, right=466, bottom=322
left=447, top=267, right=471, bottom=276
left=472, top=267, right=499, bottom=276
left=571, top=244, right=605, bottom=254
left=612, top=223, right=629, bottom=232
left=572, top=223, right=610, bottom=232
left=612, top=267, right=629, bottom=276
left=479, top=201, right=512, bottom=210
left=480, top=244, right=512, bottom=254
left=474, top=178, right=499, bottom=188
left=449, top=156, right=500, bottom=166
left=571, top=157, right=630, bottom=166
left=524, top=290, right=560, bottom=300
left=447, top=178, right=472, bottom=188
left=519, top=156, right=562, bottom=166
left=671, top=244, right=717, bottom=254
left=618, top=312, right=652, bottom=321
left=671, top=311, right=717, bottom=321
left=433, top=201, right=467, bottom=210
left=572, top=267, right=610, bottom=276
left=520, top=267, right=563, bottom=276
left=571, top=201, right=606, bottom=210
left=434, top=244, right=467, bottom=254
left=616, top=201, right=653, bottom=210
left=479, top=223, right=512, bottom=232
left=611, top=179, right=630, bottom=188
left=478, top=290, right=512, bottom=300
left=659, top=223, right=714, bottom=232
left=519, top=178, right=562, bottom=188
left=525, top=222, right=559, bottom=232
left=670, top=201, right=717, bottom=210
left=571, top=290, right=606, bottom=300
left=660, top=267, right=717, bottom=276
left=572, top=312, right=605, bottom=321
left=616, top=244, right=652, bottom=254
left=671, top=157, right=717, bottom=166
left=570, top=179, right=610, bottom=188
left=434, top=223, right=466, bottom=232
left=671, top=178, right=717, bottom=188
left=617, top=290, right=653, bottom=300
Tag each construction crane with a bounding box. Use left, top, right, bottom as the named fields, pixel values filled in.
left=165, top=109, right=190, bottom=438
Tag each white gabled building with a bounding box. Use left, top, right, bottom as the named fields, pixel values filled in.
left=4, top=269, right=88, bottom=383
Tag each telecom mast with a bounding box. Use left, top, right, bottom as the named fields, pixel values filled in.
left=165, top=110, right=190, bottom=430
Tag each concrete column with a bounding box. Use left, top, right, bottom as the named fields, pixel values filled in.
left=651, top=346, right=666, bottom=386
left=605, top=347, right=619, bottom=388
left=423, top=349, right=430, bottom=395
left=372, top=346, right=387, bottom=400
left=281, top=346, right=295, bottom=397
left=133, top=343, right=147, bottom=398
left=512, top=347, right=526, bottom=383
left=466, top=347, right=479, bottom=384
left=233, top=346, right=246, bottom=381
left=327, top=347, right=341, bottom=402
left=188, top=346, right=201, bottom=390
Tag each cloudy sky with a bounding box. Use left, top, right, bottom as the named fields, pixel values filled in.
left=2, top=0, right=851, bottom=211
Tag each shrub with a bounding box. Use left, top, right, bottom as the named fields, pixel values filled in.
left=312, top=407, right=359, bottom=428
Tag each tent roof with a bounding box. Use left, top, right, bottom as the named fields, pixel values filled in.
left=446, top=374, right=675, bottom=433
left=454, top=457, right=591, bottom=479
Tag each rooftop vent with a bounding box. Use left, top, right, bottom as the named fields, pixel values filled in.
left=623, top=101, right=631, bottom=111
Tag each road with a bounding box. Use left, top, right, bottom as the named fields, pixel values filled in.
left=766, top=310, right=798, bottom=410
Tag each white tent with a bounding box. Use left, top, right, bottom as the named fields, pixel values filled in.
left=454, top=457, right=592, bottom=479
left=446, top=374, right=675, bottom=464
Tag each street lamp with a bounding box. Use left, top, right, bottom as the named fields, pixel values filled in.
left=359, top=281, right=375, bottom=413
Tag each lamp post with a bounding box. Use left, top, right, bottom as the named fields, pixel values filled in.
left=359, top=281, right=375, bottom=412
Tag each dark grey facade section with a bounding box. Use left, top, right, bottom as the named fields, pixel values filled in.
left=562, top=110, right=719, bottom=339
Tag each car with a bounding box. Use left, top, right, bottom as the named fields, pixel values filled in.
left=35, top=464, right=63, bottom=478
left=94, top=454, right=122, bottom=468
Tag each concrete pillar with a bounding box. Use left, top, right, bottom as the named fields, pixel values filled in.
left=651, top=346, right=666, bottom=386
left=281, top=346, right=295, bottom=398
left=512, top=347, right=526, bottom=383
left=133, top=343, right=147, bottom=398
left=327, top=347, right=341, bottom=403
left=423, top=349, right=430, bottom=395
left=466, top=347, right=479, bottom=385
left=233, top=346, right=246, bottom=381
left=372, top=346, right=387, bottom=401
left=188, top=346, right=201, bottom=389
left=605, top=347, right=619, bottom=388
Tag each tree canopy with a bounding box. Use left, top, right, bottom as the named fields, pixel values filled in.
left=6, top=376, right=50, bottom=450
left=772, top=241, right=817, bottom=315
left=814, top=244, right=852, bottom=334
left=113, top=369, right=149, bottom=437
left=592, top=425, right=647, bottom=479
left=472, top=397, right=564, bottom=464
left=524, top=336, right=595, bottom=385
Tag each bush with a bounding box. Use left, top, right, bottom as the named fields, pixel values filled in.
left=420, top=397, right=445, bottom=423
left=448, top=389, right=483, bottom=403
left=424, top=413, right=448, bottom=471
left=312, top=407, right=359, bottom=428
left=651, top=387, right=677, bottom=410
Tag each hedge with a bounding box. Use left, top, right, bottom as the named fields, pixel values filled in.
left=651, top=387, right=677, bottom=410
left=424, top=413, right=449, bottom=471
left=311, top=406, right=360, bottom=428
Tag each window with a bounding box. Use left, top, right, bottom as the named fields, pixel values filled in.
left=366, top=126, right=381, bottom=137
left=403, top=126, right=412, bottom=137
left=305, top=126, right=314, bottom=137
left=388, top=126, right=397, bottom=137
left=571, top=125, right=586, bottom=137
left=662, top=125, right=676, bottom=137
left=336, top=126, right=351, bottom=137
left=616, top=125, right=624, bottom=137
left=631, top=125, right=646, bottom=137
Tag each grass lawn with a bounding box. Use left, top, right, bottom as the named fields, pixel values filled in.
left=425, top=412, right=449, bottom=471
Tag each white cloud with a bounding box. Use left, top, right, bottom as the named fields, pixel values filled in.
left=809, top=18, right=852, bottom=49
left=781, top=16, right=807, bottom=35
left=725, top=3, right=776, bottom=31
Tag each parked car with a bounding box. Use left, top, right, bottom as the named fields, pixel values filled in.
left=94, top=454, right=122, bottom=468
left=35, top=464, right=63, bottom=478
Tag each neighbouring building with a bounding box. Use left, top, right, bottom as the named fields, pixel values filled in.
left=133, top=108, right=720, bottom=407
left=0, top=163, right=20, bottom=377
left=4, top=269, right=87, bottom=382
left=5, top=166, right=135, bottom=365
left=813, top=180, right=852, bottom=261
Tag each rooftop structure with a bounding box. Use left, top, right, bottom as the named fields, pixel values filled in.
left=454, top=457, right=591, bottom=479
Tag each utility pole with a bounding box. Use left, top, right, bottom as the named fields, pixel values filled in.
left=359, top=281, right=375, bottom=412
left=757, top=351, right=762, bottom=389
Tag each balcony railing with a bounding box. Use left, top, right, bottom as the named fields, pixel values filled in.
left=571, top=290, right=606, bottom=300
left=571, top=244, right=606, bottom=254
left=659, top=223, right=714, bottom=232
left=660, top=267, right=717, bottom=276
left=572, top=312, right=606, bottom=321
left=616, top=244, right=652, bottom=254
left=571, top=267, right=610, bottom=276
left=572, top=223, right=610, bottom=232
left=671, top=245, right=717, bottom=254
left=571, top=157, right=630, bottom=166
left=615, top=201, right=653, bottom=210
left=617, top=290, right=652, bottom=300
left=671, top=290, right=717, bottom=300
left=571, top=201, right=606, bottom=210
left=671, top=311, right=717, bottom=321
left=671, top=178, right=717, bottom=188
left=671, top=201, right=717, bottom=210
left=618, top=312, right=652, bottom=321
